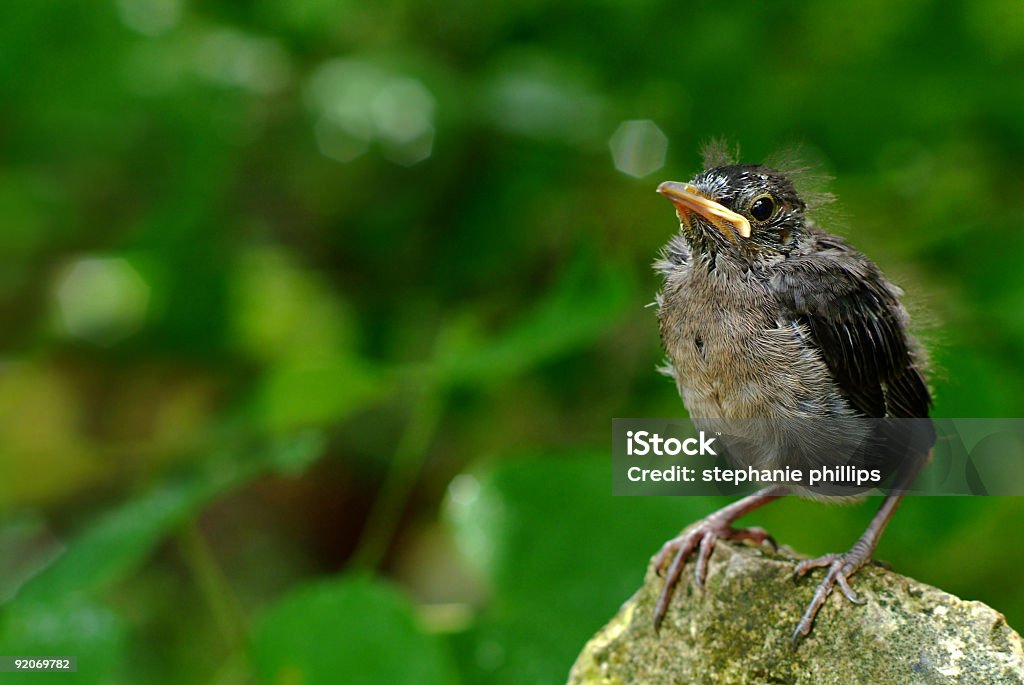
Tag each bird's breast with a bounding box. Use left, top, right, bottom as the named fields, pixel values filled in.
left=658, top=267, right=849, bottom=424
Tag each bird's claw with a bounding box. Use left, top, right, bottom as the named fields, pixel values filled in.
left=652, top=521, right=775, bottom=632
left=793, top=552, right=840, bottom=578
left=791, top=550, right=871, bottom=644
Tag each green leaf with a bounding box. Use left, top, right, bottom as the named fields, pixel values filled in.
left=445, top=454, right=710, bottom=685
left=0, top=596, right=125, bottom=685
left=11, top=432, right=326, bottom=605
left=435, top=254, right=632, bottom=386
left=254, top=356, right=387, bottom=433
left=251, top=575, right=459, bottom=685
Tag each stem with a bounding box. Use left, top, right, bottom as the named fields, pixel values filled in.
left=177, top=521, right=247, bottom=650
left=350, top=386, right=444, bottom=571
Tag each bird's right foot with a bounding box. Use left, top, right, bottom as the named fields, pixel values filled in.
left=652, top=518, right=776, bottom=631
left=790, top=548, right=871, bottom=644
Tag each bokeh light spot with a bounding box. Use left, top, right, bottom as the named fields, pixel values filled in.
left=370, top=78, right=435, bottom=145
left=382, top=129, right=434, bottom=167
left=313, top=117, right=370, bottom=163
left=306, top=59, right=436, bottom=165
left=117, top=0, right=181, bottom=36
left=54, top=257, right=150, bottom=345
left=485, top=57, right=606, bottom=145
left=447, top=474, right=481, bottom=509
left=609, top=119, right=669, bottom=178
left=196, top=29, right=291, bottom=95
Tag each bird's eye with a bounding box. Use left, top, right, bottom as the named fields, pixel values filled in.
left=749, top=195, right=775, bottom=222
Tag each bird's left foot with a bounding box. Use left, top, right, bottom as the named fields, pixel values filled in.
left=791, top=548, right=871, bottom=644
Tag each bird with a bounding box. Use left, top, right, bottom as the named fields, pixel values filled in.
left=650, top=144, right=933, bottom=643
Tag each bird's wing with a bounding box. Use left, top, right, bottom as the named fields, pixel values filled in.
left=769, top=233, right=931, bottom=419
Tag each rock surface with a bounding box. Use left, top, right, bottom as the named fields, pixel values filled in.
left=568, top=539, right=1024, bottom=684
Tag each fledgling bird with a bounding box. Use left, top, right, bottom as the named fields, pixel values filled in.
left=652, top=145, right=933, bottom=643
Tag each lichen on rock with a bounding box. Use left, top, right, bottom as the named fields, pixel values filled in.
left=568, top=540, right=1024, bottom=684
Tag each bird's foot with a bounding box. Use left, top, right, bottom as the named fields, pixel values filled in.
left=791, top=548, right=871, bottom=644
left=652, top=519, right=776, bottom=631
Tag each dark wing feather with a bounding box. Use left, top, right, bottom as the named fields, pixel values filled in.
left=770, top=231, right=931, bottom=419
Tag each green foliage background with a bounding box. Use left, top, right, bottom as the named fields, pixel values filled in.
left=1, top=1, right=1023, bottom=683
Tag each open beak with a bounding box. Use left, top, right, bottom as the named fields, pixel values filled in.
left=656, top=181, right=751, bottom=240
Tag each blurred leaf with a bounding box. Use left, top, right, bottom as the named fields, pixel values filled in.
left=11, top=432, right=326, bottom=605
left=445, top=455, right=708, bottom=685
left=230, top=247, right=359, bottom=364
left=0, top=516, right=63, bottom=603
left=435, top=254, right=633, bottom=387
left=231, top=247, right=392, bottom=432
left=251, top=575, right=459, bottom=685
left=0, top=362, right=97, bottom=513
left=254, top=357, right=388, bottom=433
left=0, top=596, right=125, bottom=685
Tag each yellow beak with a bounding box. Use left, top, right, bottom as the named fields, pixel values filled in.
left=656, top=181, right=751, bottom=240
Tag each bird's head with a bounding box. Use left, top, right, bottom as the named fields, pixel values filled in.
left=658, top=165, right=807, bottom=262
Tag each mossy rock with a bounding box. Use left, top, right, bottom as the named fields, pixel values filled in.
left=568, top=540, right=1024, bottom=684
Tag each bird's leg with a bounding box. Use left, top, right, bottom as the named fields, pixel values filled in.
left=653, top=485, right=786, bottom=631
left=791, top=450, right=929, bottom=643
left=790, top=492, right=900, bottom=643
